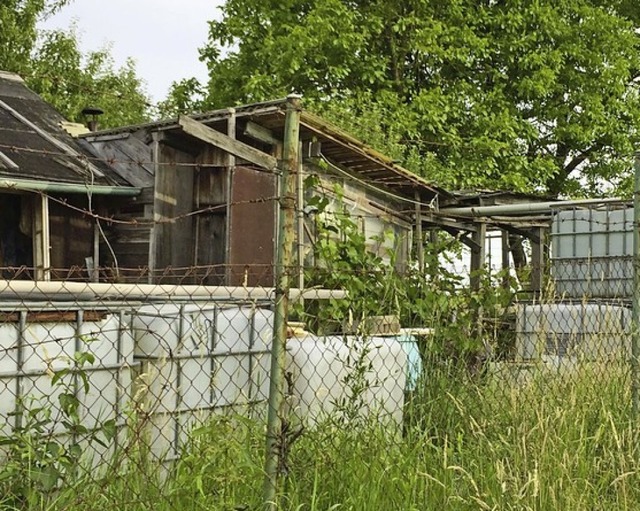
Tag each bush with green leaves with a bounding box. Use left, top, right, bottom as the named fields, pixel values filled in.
left=302, top=185, right=517, bottom=368
left=0, top=346, right=117, bottom=508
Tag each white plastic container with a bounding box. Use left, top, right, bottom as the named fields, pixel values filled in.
left=131, top=304, right=274, bottom=459
left=515, top=302, right=630, bottom=363
left=551, top=208, right=633, bottom=298
left=0, top=309, right=134, bottom=437
left=132, top=304, right=273, bottom=357
left=285, top=335, right=407, bottom=426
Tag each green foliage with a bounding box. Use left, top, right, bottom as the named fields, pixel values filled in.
left=0, top=343, right=116, bottom=508
left=181, top=0, right=640, bottom=196
left=15, top=365, right=639, bottom=511
left=303, top=184, right=515, bottom=367
left=28, top=29, right=151, bottom=127
left=156, top=77, right=205, bottom=119
left=0, top=1, right=151, bottom=128
left=0, top=0, right=65, bottom=76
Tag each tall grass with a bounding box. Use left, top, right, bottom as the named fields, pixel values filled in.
left=5, top=362, right=640, bottom=510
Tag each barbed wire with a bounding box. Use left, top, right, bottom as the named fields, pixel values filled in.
left=38, top=191, right=279, bottom=225
left=0, top=142, right=445, bottom=211
left=1, top=142, right=637, bottom=234
left=0, top=142, right=282, bottom=176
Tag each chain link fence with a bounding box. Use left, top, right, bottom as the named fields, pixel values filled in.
left=1, top=208, right=639, bottom=509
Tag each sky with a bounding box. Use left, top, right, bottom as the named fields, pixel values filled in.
left=39, top=0, right=223, bottom=103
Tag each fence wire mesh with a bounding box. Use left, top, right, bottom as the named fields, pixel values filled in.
left=0, top=227, right=638, bottom=509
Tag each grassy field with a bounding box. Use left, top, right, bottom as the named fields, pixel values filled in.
left=3, top=362, right=640, bottom=510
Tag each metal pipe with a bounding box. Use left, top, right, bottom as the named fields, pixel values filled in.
left=632, top=154, right=640, bottom=419
left=0, top=280, right=346, bottom=302
left=263, top=94, right=301, bottom=509
left=0, top=178, right=141, bottom=196
left=440, top=197, right=627, bottom=218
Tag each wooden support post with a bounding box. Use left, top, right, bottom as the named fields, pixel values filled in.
left=33, top=194, right=50, bottom=281
left=501, top=230, right=510, bottom=288
left=225, top=108, right=236, bottom=285
left=92, top=217, right=100, bottom=282
left=297, top=141, right=305, bottom=306
left=263, top=95, right=301, bottom=510
left=147, top=131, right=160, bottom=284
left=470, top=221, right=486, bottom=292
left=530, top=226, right=545, bottom=296
left=415, top=192, right=424, bottom=272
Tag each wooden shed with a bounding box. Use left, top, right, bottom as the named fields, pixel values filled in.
left=85, top=98, right=450, bottom=286
left=0, top=71, right=139, bottom=281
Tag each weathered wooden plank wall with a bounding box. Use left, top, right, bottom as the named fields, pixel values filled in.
left=153, top=144, right=196, bottom=279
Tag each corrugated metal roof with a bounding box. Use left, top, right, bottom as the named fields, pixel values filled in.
left=0, top=71, right=136, bottom=193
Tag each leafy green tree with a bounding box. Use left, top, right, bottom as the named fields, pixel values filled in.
left=0, top=0, right=64, bottom=75
left=0, top=0, right=150, bottom=128
left=29, top=29, right=151, bottom=127
left=184, top=0, right=640, bottom=196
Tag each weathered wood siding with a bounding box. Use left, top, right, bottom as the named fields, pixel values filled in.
left=49, top=197, right=93, bottom=278
left=153, top=144, right=196, bottom=279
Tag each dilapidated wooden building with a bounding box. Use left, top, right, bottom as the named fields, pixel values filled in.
left=0, top=71, right=139, bottom=281
left=0, top=72, right=558, bottom=292
left=85, top=97, right=450, bottom=285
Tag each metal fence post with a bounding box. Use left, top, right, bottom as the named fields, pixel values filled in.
left=263, top=94, right=301, bottom=508
left=632, top=153, right=640, bottom=419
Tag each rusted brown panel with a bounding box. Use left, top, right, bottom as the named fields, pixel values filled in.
left=228, top=166, right=277, bottom=287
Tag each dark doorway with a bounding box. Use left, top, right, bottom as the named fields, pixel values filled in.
left=0, top=193, right=33, bottom=277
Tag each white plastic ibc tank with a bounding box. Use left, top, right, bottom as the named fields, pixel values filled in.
left=132, top=303, right=273, bottom=459
left=133, top=303, right=273, bottom=355
left=0, top=310, right=134, bottom=437
left=285, top=336, right=351, bottom=422
left=551, top=208, right=633, bottom=298
left=515, top=302, right=630, bottom=364
left=285, top=335, right=407, bottom=426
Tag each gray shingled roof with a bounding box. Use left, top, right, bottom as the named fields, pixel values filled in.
left=0, top=71, right=136, bottom=192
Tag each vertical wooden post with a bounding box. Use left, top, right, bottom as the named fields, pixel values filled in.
left=225, top=108, right=236, bottom=284
left=147, top=131, right=160, bottom=284
left=633, top=152, right=640, bottom=419
left=501, top=230, right=510, bottom=288
left=92, top=217, right=100, bottom=282
left=530, top=227, right=545, bottom=296
left=297, top=141, right=305, bottom=306
left=263, top=95, right=301, bottom=509
left=415, top=192, right=424, bottom=272
left=33, top=194, right=50, bottom=281
left=470, top=221, right=486, bottom=292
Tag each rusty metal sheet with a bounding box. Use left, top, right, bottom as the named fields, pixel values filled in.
left=228, top=166, right=277, bottom=287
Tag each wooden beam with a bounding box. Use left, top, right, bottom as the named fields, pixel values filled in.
left=501, top=230, right=511, bottom=289
left=33, top=194, right=51, bottom=282
left=178, top=115, right=278, bottom=171
left=147, top=131, right=160, bottom=284
left=470, top=221, right=486, bottom=292
left=530, top=226, right=546, bottom=296
left=422, top=213, right=477, bottom=233
left=225, top=109, right=236, bottom=284
left=415, top=191, right=424, bottom=271
left=243, top=120, right=280, bottom=146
